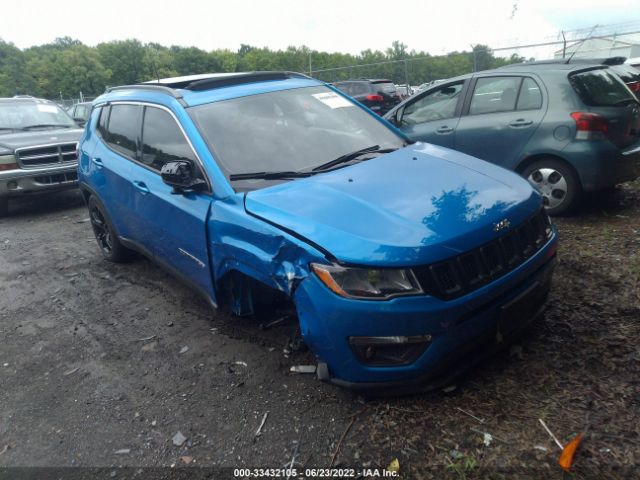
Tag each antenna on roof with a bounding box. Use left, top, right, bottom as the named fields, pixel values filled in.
left=566, top=24, right=599, bottom=63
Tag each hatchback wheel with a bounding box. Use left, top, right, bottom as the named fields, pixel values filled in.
left=88, top=196, right=134, bottom=262
left=522, top=159, right=580, bottom=216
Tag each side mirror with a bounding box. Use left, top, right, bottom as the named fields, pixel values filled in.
left=160, top=161, right=206, bottom=194
left=74, top=118, right=86, bottom=127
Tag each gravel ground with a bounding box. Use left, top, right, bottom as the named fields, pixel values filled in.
left=1, top=184, right=639, bottom=479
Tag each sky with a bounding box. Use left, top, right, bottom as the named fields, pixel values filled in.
left=2, top=0, right=639, bottom=59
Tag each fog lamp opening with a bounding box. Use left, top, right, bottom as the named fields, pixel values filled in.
left=349, top=335, right=432, bottom=366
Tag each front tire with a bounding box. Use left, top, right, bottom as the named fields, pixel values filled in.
left=88, top=196, right=134, bottom=262
left=521, top=159, right=581, bottom=216
left=0, top=197, right=8, bottom=217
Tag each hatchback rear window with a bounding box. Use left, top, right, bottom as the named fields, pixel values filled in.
left=569, top=69, right=635, bottom=106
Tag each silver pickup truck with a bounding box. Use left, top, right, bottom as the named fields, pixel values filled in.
left=0, top=97, right=83, bottom=215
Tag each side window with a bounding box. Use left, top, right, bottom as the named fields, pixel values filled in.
left=402, top=81, right=464, bottom=125
left=141, top=106, right=198, bottom=172
left=334, top=83, right=351, bottom=95
left=516, top=78, right=543, bottom=110
left=469, top=77, right=522, bottom=115
left=351, top=83, right=368, bottom=95
left=75, top=105, right=87, bottom=119
left=105, top=104, right=141, bottom=159
left=97, top=105, right=110, bottom=138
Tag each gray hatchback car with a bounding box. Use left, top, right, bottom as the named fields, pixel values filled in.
left=385, top=63, right=640, bottom=215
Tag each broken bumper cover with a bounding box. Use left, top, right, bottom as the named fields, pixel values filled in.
left=0, top=164, right=79, bottom=197
left=293, top=234, right=557, bottom=390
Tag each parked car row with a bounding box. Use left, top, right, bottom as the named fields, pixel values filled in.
left=383, top=58, right=640, bottom=214
left=3, top=57, right=638, bottom=390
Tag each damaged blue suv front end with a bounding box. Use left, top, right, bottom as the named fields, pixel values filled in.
left=245, top=143, right=557, bottom=389
left=79, top=73, right=557, bottom=391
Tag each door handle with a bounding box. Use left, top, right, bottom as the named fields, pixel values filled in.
left=132, top=180, right=150, bottom=194
left=91, top=157, right=103, bottom=168
left=436, top=126, right=454, bottom=134
left=509, top=119, right=533, bottom=127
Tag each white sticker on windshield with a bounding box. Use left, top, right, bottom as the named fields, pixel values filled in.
left=37, top=105, right=58, bottom=113
left=312, top=92, right=353, bottom=109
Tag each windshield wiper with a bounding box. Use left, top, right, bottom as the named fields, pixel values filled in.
left=229, top=171, right=315, bottom=181
left=614, top=98, right=639, bottom=106
left=312, top=145, right=400, bottom=172
left=21, top=124, right=74, bottom=130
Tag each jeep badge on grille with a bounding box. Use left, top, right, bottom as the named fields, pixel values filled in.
left=493, top=219, right=511, bottom=232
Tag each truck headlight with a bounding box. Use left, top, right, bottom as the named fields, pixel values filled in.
left=0, top=154, right=18, bottom=171
left=311, top=263, right=422, bottom=299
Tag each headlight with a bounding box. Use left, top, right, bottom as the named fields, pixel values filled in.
left=311, top=263, right=422, bottom=299
left=0, top=154, right=18, bottom=171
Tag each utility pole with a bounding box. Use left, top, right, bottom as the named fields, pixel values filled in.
left=471, top=44, right=477, bottom=72
left=404, top=59, right=409, bottom=88
left=562, top=30, right=567, bottom=58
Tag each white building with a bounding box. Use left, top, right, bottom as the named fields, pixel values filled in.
left=554, top=36, right=640, bottom=59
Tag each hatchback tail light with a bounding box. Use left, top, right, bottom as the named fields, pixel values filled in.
left=626, top=80, right=640, bottom=93
left=570, top=112, right=608, bottom=140
left=365, top=94, right=384, bottom=102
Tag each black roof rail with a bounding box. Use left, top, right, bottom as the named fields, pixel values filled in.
left=107, top=84, right=186, bottom=106
left=106, top=71, right=311, bottom=103
left=181, top=71, right=310, bottom=91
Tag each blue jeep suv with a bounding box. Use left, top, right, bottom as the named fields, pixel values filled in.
left=78, top=72, right=558, bottom=390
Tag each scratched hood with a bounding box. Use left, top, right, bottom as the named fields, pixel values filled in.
left=0, top=129, right=83, bottom=152
left=245, top=143, right=542, bottom=266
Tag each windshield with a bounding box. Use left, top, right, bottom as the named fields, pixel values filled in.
left=189, top=86, right=404, bottom=185
left=0, top=101, right=77, bottom=133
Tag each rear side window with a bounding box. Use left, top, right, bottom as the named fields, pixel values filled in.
left=334, top=83, right=351, bottom=95
left=516, top=78, right=543, bottom=110
left=97, top=106, right=110, bottom=138
left=141, top=106, right=198, bottom=172
left=105, top=104, right=141, bottom=159
left=351, top=82, right=369, bottom=95
left=469, top=77, right=521, bottom=115
left=569, top=69, right=635, bottom=106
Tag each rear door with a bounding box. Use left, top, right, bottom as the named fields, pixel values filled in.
left=454, top=75, right=546, bottom=169
left=89, top=104, right=139, bottom=238
left=395, top=80, right=467, bottom=148
left=128, top=104, right=216, bottom=301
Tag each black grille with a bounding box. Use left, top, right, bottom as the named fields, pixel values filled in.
left=34, top=171, right=78, bottom=184
left=413, top=209, right=551, bottom=301
left=17, top=143, right=78, bottom=168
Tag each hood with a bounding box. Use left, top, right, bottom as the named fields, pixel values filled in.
left=0, top=128, right=83, bottom=152
left=245, top=143, right=542, bottom=266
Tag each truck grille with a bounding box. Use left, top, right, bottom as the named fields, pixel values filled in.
left=16, top=143, right=78, bottom=168
left=412, top=209, right=551, bottom=301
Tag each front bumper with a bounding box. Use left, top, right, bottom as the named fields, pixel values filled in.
left=293, top=233, right=557, bottom=389
left=0, top=164, right=78, bottom=197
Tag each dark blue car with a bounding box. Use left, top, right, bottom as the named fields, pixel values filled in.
left=78, top=72, right=558, bottom=390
